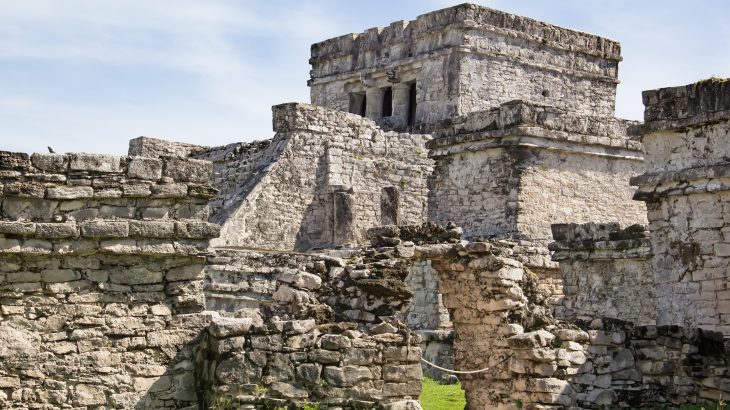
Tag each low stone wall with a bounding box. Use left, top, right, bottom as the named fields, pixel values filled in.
left=550, top=222, right=655, bottom=325
left=196, top=316, right=422, bottom=409
left=0, top=150, right=220, bottom=409
left=505, top=321, right=729, bottom=408
left=419, top=240, right=730, bottom=409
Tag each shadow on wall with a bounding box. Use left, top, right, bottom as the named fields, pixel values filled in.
left=134, top=333, right=205, bottom=409
left=294, top=149, right=332, bottom=251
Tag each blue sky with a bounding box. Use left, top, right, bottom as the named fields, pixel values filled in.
left=1, top=0, right=728, bottom=155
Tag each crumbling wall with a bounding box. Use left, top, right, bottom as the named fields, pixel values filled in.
left=190, top=140, right=271, bottom=224
left=550, top=222, right=655, bottom=325
left=421, top=240, right=730, bottom=409
left=0, top=151, right=220, bottom=408
left=428, top=101, right=646, bottom=242
left=196, top=316, right=422, bottom=409
left=632, top=78, right=730, bottom=333
left=213, top=103, right=432, bottom=251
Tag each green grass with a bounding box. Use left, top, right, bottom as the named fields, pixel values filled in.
left=420, top=377, right=466, bottom=410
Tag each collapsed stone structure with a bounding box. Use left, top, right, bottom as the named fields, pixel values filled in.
left=1, top=3, right=729, bottom=409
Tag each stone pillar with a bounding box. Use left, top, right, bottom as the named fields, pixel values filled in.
left=365, top=87, right=384, bottom=120
left=632, top=78, right=730, bottom=333
left=332, top=186, right=356, bottom=245
left=423, top=242, right=531, bottom=409
left=381, top=186, right=401, bottom=225
left=391, top=83, right=410, bottom=128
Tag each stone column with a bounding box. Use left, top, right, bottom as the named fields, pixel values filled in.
left=365, top=87, right=384, bottom=120
left=631, top=78, right=730, bottom=333
left=381, top=186, right=401, bottom=225
left=422, top=243, right=530, bottom=409
left=332, top=186, right=356, bottom=245
left=391, top=83, right=411, bottom=128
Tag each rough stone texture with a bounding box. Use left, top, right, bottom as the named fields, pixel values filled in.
left=310, top=3, right=621, bottom=129
left=632, top=78, right=730, bottom=334
left=550, top=222, right=655, bottom=325
left=196, top=316, right=423, bottom=408
left=420, top=240, right=730, bottom=409
left=0, top=150, right=219, bottom=409
left=427, top=100, right=647, bottom=244
left=210, top=103, right=433, bottom=250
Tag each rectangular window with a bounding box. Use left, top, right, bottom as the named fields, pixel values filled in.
left=407, top=82, right=417, bottom=126
left=382, top=87, right=393, bottom=117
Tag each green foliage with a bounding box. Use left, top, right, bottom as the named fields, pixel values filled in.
left=254, top=384, right=269, bottom=396
left=399, top=178, right=408, bottom=190
left=679, top=399, right=727, bottom=410
left=301, top=403, right=321, bottom=410
left=419, top=376, right=466, bottom=410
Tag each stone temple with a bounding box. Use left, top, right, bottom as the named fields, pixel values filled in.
left=0, top=3, right=729, bottom=409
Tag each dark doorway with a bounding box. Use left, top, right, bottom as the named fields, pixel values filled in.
left=349, top=93, right=367, bottom=117
left=407, top=82, right=417, bottom=126
left=382, top=87, right=393, bottom=117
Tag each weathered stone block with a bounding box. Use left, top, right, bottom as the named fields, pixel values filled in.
left=128, top=157, right=162, bottom=180
left=31, top=153, right=68, bottom=172
left=69, top=153, right=122, bottom=173
left=128, top=221, right=175, bottom=238
left=320, top=334, right=352, bottom=350
left=46, top=186, right=94, bottom=199
left=36, top=222, right=78, bottom=238
left=81, top=221, right=129, bottom=238
left=163, top=158, right=212, bottom=183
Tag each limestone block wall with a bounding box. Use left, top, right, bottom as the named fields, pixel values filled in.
left=309, top=3, right=621, bottom=128
left=632, top=78, right=730, bottom=333
left=190, top=140, right=272, bottom=224
left=213, top=103, right=433, bottom=251
left=550, top=222, right=655, bottom=325
left=420, top=240, right=730, bottom=409
left=128, top=137, right=274, bottom=233
left=428, top=100, right=646, bottom=243
left=196, top=316, right=422, bottom=409
left=0, top=151, right=220, bottom=409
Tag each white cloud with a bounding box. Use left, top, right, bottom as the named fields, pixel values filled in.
left=0, top=1, right=728, bottom=154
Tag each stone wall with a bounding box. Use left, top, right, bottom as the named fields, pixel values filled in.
left=128, top=137, right=274, bottom=234
left=632, top=78, right=730, bottom=333
left=550, top=222, right=655, bottom=325
left=427, top=100, right=647, bottom=243
left=196, top=315, right=422, bottom=409
left=0, top=151, right=220, bottom=409
left=419, top=239, right=730, bottom=409
left=190, top=140, right=272, bottom=225
left=212, top=103, right=432, bottom=251
left=309, top=3, right=621, bottom=128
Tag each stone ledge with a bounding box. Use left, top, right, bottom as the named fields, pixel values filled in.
left=428, top=100, right=641, bottom=153
left=549, top=222, right=651, bottom=260
left=311, top=3, right=621, bottom=65
left=1, top=151, right=214, bottom=186
left=631, top=166, right=730, bottom=201
left=0, top=220, right=219, bottom=240
left=642, top=78, right=730, bottom=124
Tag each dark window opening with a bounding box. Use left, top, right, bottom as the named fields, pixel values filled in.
left=382, top=87, right=393, bottom=117
left=349, top=93, right=367, bottom=117
left=407, top=82, right=417, bottom=126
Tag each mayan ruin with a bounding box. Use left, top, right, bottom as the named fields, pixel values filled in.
left=1, top=3, right=729, bottom=409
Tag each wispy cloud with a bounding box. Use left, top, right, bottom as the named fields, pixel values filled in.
left=0, top=1, right=728, bottom=154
